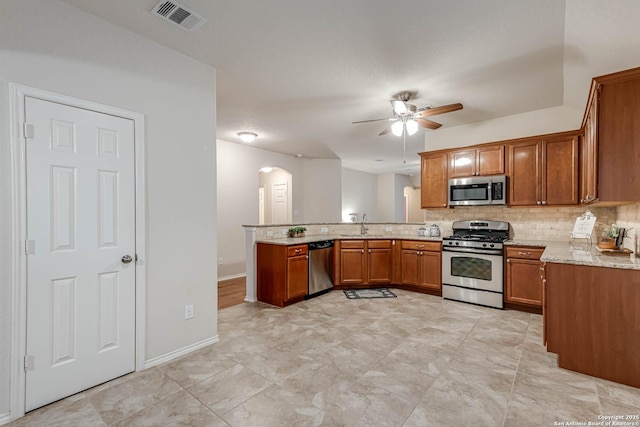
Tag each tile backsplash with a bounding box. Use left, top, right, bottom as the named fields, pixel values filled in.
left=424, top=205, right=617, bottom=243
left=615, top=203, right=640, bottom=250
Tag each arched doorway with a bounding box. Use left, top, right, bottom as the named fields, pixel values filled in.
left=258, top=166, right=293, bottom=224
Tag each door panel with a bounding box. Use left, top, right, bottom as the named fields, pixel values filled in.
left=25, top=97, right=136, bottom=411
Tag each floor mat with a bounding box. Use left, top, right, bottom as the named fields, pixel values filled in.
left=343, top=288, right=397, bottom=299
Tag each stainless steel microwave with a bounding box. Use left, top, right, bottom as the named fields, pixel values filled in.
left=448, top=175, right=507, bottom=206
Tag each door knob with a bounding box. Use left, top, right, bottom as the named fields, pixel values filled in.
left=121, top=255, right=133, bottom=264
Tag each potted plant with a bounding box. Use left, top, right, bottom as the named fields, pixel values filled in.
left=288, top=226, right=306, bottom=238
left=599, top=224, right=629, bottom=249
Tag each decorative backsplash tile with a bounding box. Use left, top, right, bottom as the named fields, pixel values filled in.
left=424, top=205, right=617, bottom=243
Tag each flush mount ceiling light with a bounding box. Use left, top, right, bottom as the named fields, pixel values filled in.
left=237, top=132, right=258, bottom=143
left=259, top=166, right=273, bottom=173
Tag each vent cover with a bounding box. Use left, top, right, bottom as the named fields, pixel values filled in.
left=151, top=1, right=206, bottom=32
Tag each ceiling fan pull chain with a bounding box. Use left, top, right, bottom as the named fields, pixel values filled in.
left=403, top=131, right=407, bottom=164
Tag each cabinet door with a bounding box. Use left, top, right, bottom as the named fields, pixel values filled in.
left=340, top=249, right=366, bottom=284
left=508, top=139, right=541, bottom=206
left=420, top=152, right=448, bottom=208
left=448, top=150, right=476, bottom=178
left=506, top=258, right=542, bottom=306
left=542, top=136, right=579, bottom=205
left=477, top=145, right=505, bottom=176
left=287, top=255, right=308, bottom=300
left=420, top=251, right=441, bottom=291
left=401, top=250, right=420, bottom=286
left=368, top=248, right=392, bottom=284
left=581, top=92, right=598, bottom=204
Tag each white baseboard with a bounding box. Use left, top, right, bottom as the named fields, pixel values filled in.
left=218, top=273, right=246, bottom=281
left=0, top=413, right=13, bottom=426
left=144, top=335, right=219, bottom=369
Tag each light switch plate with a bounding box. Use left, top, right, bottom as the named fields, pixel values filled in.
left=184, top=304, right=194, bottom=320
left=321, top=227, right=328, bottom=233
left=386, top=226, right=393, bottom=232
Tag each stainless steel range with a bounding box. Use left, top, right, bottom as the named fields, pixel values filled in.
left=441, top=220, right=510, bottom=309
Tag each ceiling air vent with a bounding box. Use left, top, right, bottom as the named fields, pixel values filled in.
left=151, top=1, right=206, bottom=32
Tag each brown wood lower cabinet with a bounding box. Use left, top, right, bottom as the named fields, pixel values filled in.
left=505, top=246, right=544, bottom=313
left=257, top=243, right=308, bottom=307
left=545, top=262, right=640, bottom=388
left=338, top=239, right=392, bottom=286
left=400, top=240, right=442, bottom=295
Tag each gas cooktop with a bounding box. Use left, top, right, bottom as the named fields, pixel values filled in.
left=442, top=220, right=510, bottom=251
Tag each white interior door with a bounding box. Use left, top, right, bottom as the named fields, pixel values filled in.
left=272, top=182, right=288, bottom=224
left=25, top=96, right=136, bottom=411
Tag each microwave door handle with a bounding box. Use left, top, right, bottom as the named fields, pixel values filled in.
left=487, top=181, right=492, bottom=204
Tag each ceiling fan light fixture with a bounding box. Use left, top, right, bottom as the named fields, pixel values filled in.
left=391, top=121, right=404, bottom=136
left=238, top=132, right=258, bottom=143
left=406, top=119, right=418, bottom=135
left=391, top=100, right=408, bottom=115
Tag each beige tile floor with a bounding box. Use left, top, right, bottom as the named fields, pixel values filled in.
left=9, top=289, right=640, bottom=426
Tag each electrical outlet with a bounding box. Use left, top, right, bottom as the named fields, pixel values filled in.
left=386, top=226, right=393, bottom=232
left=281, top=229, right=288, bottom=235
left=184, top=304, right=194, bottom=320
left=321, top=227, right=328, bottom=233
left=218, top=257, right=223, bottom=265
left=266, top=231, right=273, bottom=237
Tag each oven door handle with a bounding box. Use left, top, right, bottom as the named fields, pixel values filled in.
left=442, top=247, right=503, bottom=256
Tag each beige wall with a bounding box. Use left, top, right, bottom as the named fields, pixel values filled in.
left=1, top=0, right=218, bottom=419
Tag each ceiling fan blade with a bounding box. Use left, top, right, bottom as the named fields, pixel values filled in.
left=415, top=103, right=463, bottom=117
left=379, top=125, right=393, bottom=136
left=390, top=100, right=408, bottom=115
left=417, top=118, right=442, bottom=130
left=352, top=118, right=393, bottom=124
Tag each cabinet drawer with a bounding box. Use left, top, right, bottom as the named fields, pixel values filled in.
left=287, top=245, right=308, bottom=257
left=367, top=240, right=392, bottom=249
left=340, top=240, right=365, bottom=249
left=505, top=246, right=544, bottom=260
left=401, top=240, right=441, bottom=252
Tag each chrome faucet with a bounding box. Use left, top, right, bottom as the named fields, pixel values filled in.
left=361, top=214, right=368, bottom=235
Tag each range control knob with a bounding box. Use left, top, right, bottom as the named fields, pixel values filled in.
left=455, top=242, right=460, bottom=246
left=490, top=243, right=495, bottom=248
left=482, top=243, right=487, bottom=247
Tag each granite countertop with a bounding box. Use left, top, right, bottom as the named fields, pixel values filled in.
left=539, top=241, right=640, bottom=270
left=256, top=234, right=443, bottom=246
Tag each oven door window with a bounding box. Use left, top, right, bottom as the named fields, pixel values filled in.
left=450, top=184, right=489, bottom=202
left=450, top=256, right=492, bottom=281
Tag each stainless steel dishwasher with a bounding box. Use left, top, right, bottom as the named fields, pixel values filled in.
left=307, top=240, right=334, bottom=298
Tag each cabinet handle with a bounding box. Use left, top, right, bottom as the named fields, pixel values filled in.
left=506, top=259, right=510, bottom=263
left=368, top=249, right=371, bottom=253
left=361, top=249, right=364, bottom=253
left=518, top=251, right=531, bottom=256
left=540, top=266, right=545, bottom=271
left=443, top=204, right=446, bottom=207
left=542, top=201, right=547, bottom=205
left=536, top=201, right=541, bottom=205
left=416, top=244, right=424, bottom=248
left=580, top=199, right=584, bottom=203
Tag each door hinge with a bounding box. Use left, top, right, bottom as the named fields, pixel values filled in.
left=23, top=123, right=34, bottom=139
left=25, top=239, right=36, bottom=255
left=24, top=355, right=35, bottom=371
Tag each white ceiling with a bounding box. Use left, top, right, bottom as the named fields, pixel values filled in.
left=63, top=0, right=567, bottom=175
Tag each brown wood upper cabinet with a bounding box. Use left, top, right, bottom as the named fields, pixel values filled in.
left=420, top=152, right=448, bottom=209
left=581, top=67, right=640, bottom=204
left=507, top=134, right=579, bottom=207
left=448, top=145, right=505, bottom=178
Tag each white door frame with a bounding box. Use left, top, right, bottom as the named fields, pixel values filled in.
left=8, top=83, right=147, bottom=419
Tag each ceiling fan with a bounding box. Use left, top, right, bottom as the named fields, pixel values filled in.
left=352, top=91, right=463, bottom=137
